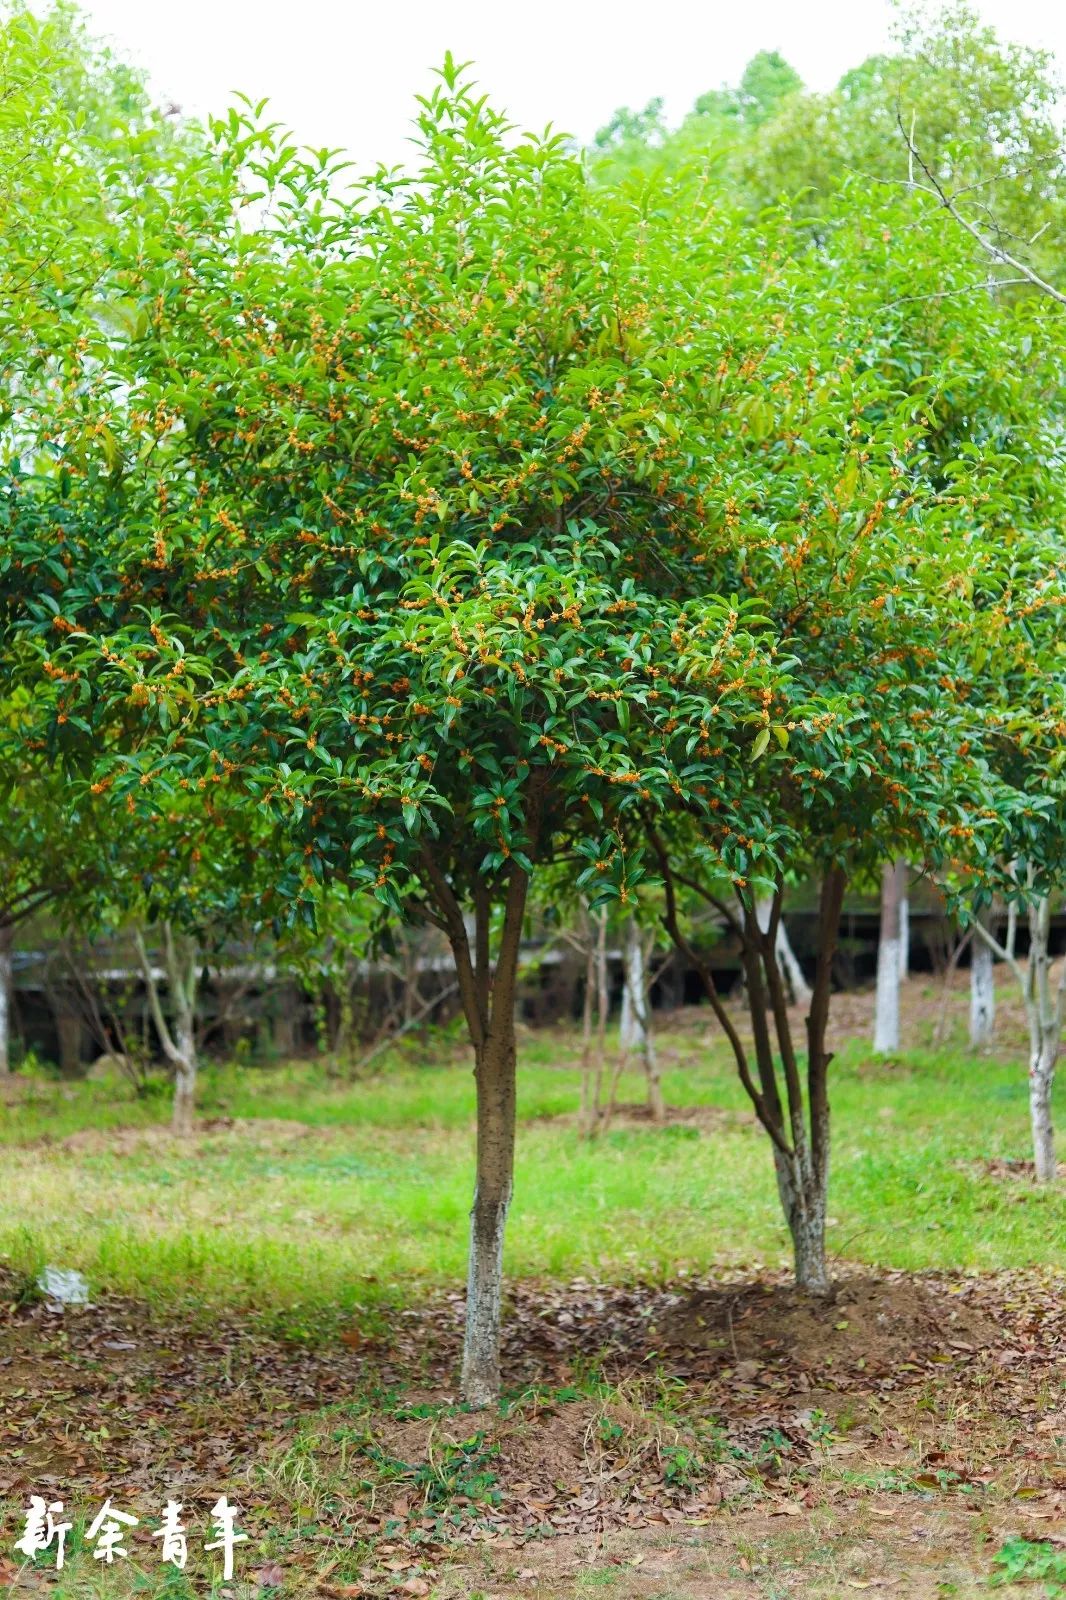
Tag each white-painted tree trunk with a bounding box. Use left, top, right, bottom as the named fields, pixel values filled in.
left=755, top=896, right=812, bottom=1006
left=462, top=1175, right=511, bottom=1407
left=0, top=925, right=11, bottom=1076
left=873, top=860, right=905, bottom=1054
left=458, top=874, right=527, bottom=1407
left=135, top=923, right=200, bottom=1137
left=898, top=878, right=910, bottom=979
left=619, top=917, right=646, bottom=1052
left=1024, top=898, right=1059, bottom=1184
left=972, top=888, right=1061, bottom=1184
left=969, top=905, right=996, bottom=1048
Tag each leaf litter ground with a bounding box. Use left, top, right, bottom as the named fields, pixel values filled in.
left=0, top=1254, right=1062, bottom=1598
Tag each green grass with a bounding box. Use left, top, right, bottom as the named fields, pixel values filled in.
left=0, top=1020, right=1062, bottom=1334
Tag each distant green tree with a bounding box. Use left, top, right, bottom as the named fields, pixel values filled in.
left=693, top=49, right=803, bottom=127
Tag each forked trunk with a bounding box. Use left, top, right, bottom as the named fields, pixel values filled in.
left=461, top=1017, right=517, bottom=1407
left=873, top=859, right=904, bottom=1054
left=969, top=906, right=996, bottom=1048
left=136, top=923, right=200, bottom=1137
left=649, top=831, right=844, bottom=1304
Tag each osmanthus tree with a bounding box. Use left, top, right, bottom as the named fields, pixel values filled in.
left=0, top=687, right=113, bottom=1074
left=5, top=66, right=806, bottom=1403
left=641, top=177, right=1065, bottom=1291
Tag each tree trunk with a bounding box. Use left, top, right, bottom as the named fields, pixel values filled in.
left=898, top=869, right=910, bottom=980
left=619, top=918, right=663, bottom=1120
left=455, top=862, right=530, bottom=1407
left=172, top=1030, right=197, bottom=1138
left=619, top=917, right=646, bottom=1051
left=1025, top=898, right=1059, bottom=1184
left=56, top=1003, right=84, bottom=1076
left=593, top=908, right=608, bottom=1119
left=775, top=1151, right=830, bottom=1293
left=164, top=928, right=199, bottom=1137
left=873, top=859, right=905, bottom=1054
left=1029, top=1035, right=1057, bottom=1184
left=136, top=924, right=200, bottom=1137
left=0, top=924, right=11, bottom=1076
left=969, top=905, right=996, bottom=1049
left=578, top=906, right=597, bottom=1137
left=461, top=1015, right=516, bottom=1406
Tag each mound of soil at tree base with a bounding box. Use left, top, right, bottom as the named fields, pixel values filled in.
left=493, top=1271, right=1003, bottom=1391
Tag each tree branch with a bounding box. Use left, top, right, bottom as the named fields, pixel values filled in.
left=647, top=824, right=793, bottom=1159
left=133, top=927, right=181, bottom=1067
left=898, top=113, right=1066, bottom=308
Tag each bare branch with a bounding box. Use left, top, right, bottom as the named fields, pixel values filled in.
left=898, top=113, right=1066, bottom=308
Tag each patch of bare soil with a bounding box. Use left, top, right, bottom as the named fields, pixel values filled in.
left=51, top=1115, right=320, bottom=1155
left=976, top=1156, right=1066, bottom=1183
left=436, top=1507, right=1065, bottom=1599
left=543, top=1102, right=752, bottom=1133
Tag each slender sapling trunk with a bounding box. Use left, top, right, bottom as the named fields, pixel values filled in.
left=873, top=858, right=905, bottom=1054
left=969, top=904, right=996, bottom=1049
left=135, top=924, right=199, bottom=1136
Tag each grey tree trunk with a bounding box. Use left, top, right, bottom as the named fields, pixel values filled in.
left=619, top=918, right=663, bottom=1119
left=0, top=925, right=11, bottom=1076
left=969, top=905, right=996, bottom=1048
left=972, top=889, right=1061, bottom=1184
left=873, top=859, right=905, bottom=1054
left=461, top=1019, right=516, bottom=1407
left=619, top=917, right=645, bottom=1051
left=773, top=1145, right=830, bottom=1294
left=579, top=907, right=608, bottom=1139
left=578, top=905, right=597, bottom=1138
left=135, top=924, right=199, bottom=1137
left=1025, top=898, right=1059, bottom=1184
left=457, top=864, right=530, bottom=1407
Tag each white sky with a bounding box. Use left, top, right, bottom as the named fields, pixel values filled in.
left=76, top=0, right=1066, bottom=171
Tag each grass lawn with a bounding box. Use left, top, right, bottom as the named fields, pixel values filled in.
left=0, top=987, right=1063, bottom=1333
